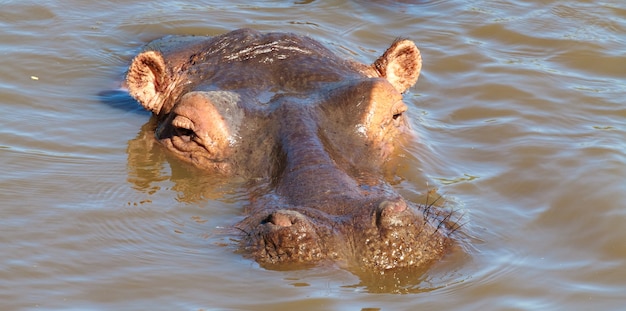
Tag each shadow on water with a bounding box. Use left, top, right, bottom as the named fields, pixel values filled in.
left=97, top=89, right=152, bottom=116
left=346, top=267, right=440, bottom=294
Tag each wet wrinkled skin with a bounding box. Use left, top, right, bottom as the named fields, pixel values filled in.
left=126, top=28, right=457, bottom=272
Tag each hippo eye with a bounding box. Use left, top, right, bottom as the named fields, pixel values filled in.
left=171, top=115, right=196, bottom=139
left=392, top=112, right=404, bottom=127
left=175, top=126, right=195, bottom=138
left=391, top=102, right=408, bottom=126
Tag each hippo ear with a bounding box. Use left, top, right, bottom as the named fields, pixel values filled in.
left=372, top=39, right=422, bottom=93
left=126, top=50, right=169, bottom=115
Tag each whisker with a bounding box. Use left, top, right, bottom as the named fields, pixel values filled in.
left=233, top=224, right=251, bottom=237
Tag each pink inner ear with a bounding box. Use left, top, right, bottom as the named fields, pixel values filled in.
left=126, top=50, right=168, bottom=114
left=373, top=39, right=421, bottom=93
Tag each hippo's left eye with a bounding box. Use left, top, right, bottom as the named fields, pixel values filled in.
left=391, top=102, right=408, bottom=126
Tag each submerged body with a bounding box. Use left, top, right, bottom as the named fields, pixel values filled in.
left=126, top=28, right=456, bottom=271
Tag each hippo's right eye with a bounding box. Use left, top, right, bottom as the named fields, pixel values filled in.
left=171, top=115, right=196, bottom=140
left=175, top=126, right=195, bottom=138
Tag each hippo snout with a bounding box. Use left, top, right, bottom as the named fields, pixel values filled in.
left=241, top=209, right=336, bottom=267
left=237, top=197, right=453, bottom=271
left=357, top=199, right=451, bottom=271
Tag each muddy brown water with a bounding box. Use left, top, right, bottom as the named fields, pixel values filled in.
left=1, top=1, right=625, bottom=310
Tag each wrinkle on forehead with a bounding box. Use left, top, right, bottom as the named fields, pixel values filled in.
left=223, top=40, right=314, bottom=62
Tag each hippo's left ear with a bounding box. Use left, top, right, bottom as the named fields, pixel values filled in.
left=126, top=50, right=171, bottom=115
left=373, top=39, right=422, bottom=93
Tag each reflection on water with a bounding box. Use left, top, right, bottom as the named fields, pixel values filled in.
left=127, top=119, right=249, bottom=203
left=1, top=0, right=626, bottom=310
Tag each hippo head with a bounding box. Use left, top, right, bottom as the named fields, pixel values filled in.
left=126, top=29, right=456, bottom=272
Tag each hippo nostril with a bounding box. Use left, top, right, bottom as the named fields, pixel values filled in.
left=267, top=212, right=294, bottom=227
left=378, top=199, right=407, bottom=215
left=376, top=199, right=408, bottom=228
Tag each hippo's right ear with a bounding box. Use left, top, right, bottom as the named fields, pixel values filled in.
left=126, top=51, right=170, bottom=115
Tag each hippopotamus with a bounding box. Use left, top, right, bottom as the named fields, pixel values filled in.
left=125, top=28, right=457, bottom=272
